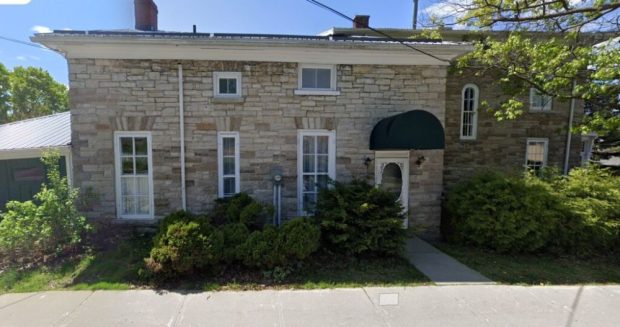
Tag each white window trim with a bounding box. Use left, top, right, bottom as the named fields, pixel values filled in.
left=114, top=131, right=155, bottom=220
left=295, top=63, right=340, bottom=96
left=525, top=137, right=549, bottom=169
left=297, top=129, right=336, bottom=216
left=213, top=72, right=242, bottom=98
left=217, top=131, right=240, bottom=198
left=529, top=88, right=552, bottom=112
left=460, top=83, right=479, bottom=140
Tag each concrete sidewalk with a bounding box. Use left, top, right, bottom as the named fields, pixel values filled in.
left=1, top=285, right=619, bottom=326
left=405, top=237, right=494, bottom=284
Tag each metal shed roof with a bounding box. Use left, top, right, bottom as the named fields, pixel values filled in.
left=0, top=112, right=71, bottom=152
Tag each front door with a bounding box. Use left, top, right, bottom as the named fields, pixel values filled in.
left=374, top=151, right=409, bottom=228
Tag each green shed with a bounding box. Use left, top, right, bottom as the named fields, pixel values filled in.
left=0, top=112, right=72, bottom=210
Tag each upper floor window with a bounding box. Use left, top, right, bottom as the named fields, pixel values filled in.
left=295, top=64, right=339, bottom=96
left=213, top=72, right=241, bottom=98
left=460, top=84, right=479, bottom=140
left=217, top=132, right=240, bottom=197
left=530, top=88, right=552, bottom=111
left=525, top=138, right=548, bottom=171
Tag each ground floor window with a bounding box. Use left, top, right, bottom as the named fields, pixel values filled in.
left=525, top=138, right=548, bottom=171
left=114, top=131, right=153, bottom=219
left=218, top=132, right=240, bottom=197
left=297, top=130, right=336, bottom=215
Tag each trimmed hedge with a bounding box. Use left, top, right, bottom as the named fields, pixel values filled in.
left=443, top=167, right=620, bottom=255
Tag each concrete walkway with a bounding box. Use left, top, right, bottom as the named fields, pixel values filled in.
left=1, top=286, right=619, bottom=326
left=405, top=237, right=494, bottom=284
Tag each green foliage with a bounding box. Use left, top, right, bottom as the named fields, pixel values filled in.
left=0, top=65, right=68, bottom=124
left=221, top=223, right=250, bottom=264
left=210, top=193, right=273, bottom=230
left=314, top=180, right=406, bottom=257
left=444, top=167, right=620, bottom=255
left=238, top=226, right=283, bottom=269
left=146, top=219, right=223, bottom=276
left=445, top=171, right=564, bottom=253
left=278, top=218, right=321, bottom=261
left=0, top=150, right=90, bottom=264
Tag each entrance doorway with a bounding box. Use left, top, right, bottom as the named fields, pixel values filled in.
left=374, top=151, right=409, bottom=227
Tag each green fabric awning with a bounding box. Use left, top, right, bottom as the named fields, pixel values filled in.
left=369, top=110, right=445, bottom=150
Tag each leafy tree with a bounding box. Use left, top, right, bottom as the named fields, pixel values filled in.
left=0, top=63, right=9, bottom=123
left=0, top=65, right=68, bottom=124
left=425, top=1, right=619, bottom=135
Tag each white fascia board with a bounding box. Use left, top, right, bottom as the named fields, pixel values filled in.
left=0, top=146, right=71, bottom=160
left=32, top=36, right=472, bottom=66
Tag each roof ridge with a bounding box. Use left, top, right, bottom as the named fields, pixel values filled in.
left=0, top=111, right=70, bottom=128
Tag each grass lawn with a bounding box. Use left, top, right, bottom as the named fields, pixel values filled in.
left=0, top=236, right=429, bottom=294
left=438, top=243, right=620, bottom=285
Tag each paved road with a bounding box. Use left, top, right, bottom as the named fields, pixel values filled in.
left=0, top=285, right=619, bottom=326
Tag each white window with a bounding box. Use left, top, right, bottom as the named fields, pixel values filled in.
left=218, top=132, right=240, bottom=197
left=297, top=130, right=336, bottom=215
left=460, top=84, right=479, bottom=140
left=114, top=132, right=154, bottom=219
left=525, top=138, right=549, bottom=171
left=530, top=88, right=552, bottom=111
left=295, top=64, right=339, bottom=95
left=213, top=72, right=242, bottom=98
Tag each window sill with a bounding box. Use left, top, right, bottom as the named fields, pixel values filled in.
left=112, top=218, right=157, bottom=225
left=212, top=96, right=245, bottom=103
left=294, top=89, right=340, bottom=96
left=459, top=137, right=477, bottom=142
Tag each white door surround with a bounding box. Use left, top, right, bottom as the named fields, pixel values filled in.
left=374, top=151, right=409, bottom=228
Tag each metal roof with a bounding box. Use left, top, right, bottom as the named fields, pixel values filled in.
left=0, top=112, right=71, bottom=152
left=42, top=29, right=466, bottom=46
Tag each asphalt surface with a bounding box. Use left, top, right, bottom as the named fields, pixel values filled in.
left=1, top=285, right=619, bottom=326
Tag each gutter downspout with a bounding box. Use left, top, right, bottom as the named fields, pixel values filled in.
left=178, top=63, right=187, bottom=210
left=563, top=80, right=577, bottom=175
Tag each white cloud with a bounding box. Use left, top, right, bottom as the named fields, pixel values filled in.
left=28, top=55, right=40, bottom=61
left=31, top=25, right=52, bottom=34
left=0, top=0, right=31, bottom=4
left=16, top=56, right=26, bottom=61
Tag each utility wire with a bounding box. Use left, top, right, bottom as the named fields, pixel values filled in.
left=304, top=0, right=451, bottom=63
left=0, top=35, right=49, bottom=50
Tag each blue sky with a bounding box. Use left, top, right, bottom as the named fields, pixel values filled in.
left=0, top=0, right=443, bottom=85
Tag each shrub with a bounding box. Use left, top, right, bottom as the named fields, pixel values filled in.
left=444, top=171, right=564, bottom=253
left=238, top=225, right=283, bottom=269
left=210, top=193, right=273, bottom=230
left=146, top=220, right=223, bottom=276
left=221, top=223, right=250, bottom=264
left=0, top=151, right=90, bottom=264
left=314, top=179, right=406, bottom=257
left=278, top=218, right=321, bottom=261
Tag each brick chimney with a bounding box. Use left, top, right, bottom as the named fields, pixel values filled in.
left=134, top=0, right=158, bottom=31
left=353, top=15, right=370, bottom=28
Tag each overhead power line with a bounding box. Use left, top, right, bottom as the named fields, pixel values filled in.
left=303, top=0, right=450, bottom=63
left=0, top=35, right=48, bottom=50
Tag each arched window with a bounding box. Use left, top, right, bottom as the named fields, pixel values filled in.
left=460, top=84, right=479, bottom=140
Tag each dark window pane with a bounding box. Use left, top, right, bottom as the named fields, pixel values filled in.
left=317, top=155, right=328, bottom=173
left=122, top=157, right=134, bottom=174
left=134, top=138, right=147, bottom=155
left=223, top=177, right=236, bottom=196
left=303, top=175, right=316, bottom=192
left=302, top=68, right=315, bottom=88
left=303, top=193, right=316, bottom=213
left=317, top=136, right=329, bottom=154
left=317, top=174, right=329, bottom=189
left=135, top=157, right=148, bottom=175
left=227, top=79, right=237, bottom=94
left=223, top=157, right=235, bottom=175
left=223, top=137, right=235, bottom=156
left=121, top=137, right=133, bottom=155
left=316, top=69, right=331, bottom=89
left=303, top=136, right=315, bottom=154
left=303, top=154, right=315, bottom=173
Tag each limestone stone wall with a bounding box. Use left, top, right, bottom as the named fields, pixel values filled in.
left=443, top=70, right=583, bottom=190
left=69, top=59, right=447, bottom=229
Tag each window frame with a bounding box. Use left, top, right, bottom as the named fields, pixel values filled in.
left=460, top=83, right=479, bottom=140
left=114, top=131, right=154, bottom=220
left=525, top=137, right=549, bottom=170
left=217, top=131, right=240, bottom=198
left=529, top=88, right=552, bottom=112
left=295, top=64, right=339, bottom=95
left=213, top=72, right=242, bottom=98
left=297, top=129, right=336, bottom=215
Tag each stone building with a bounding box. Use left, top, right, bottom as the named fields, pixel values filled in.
left=31, top=0, right=588, bottom=236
